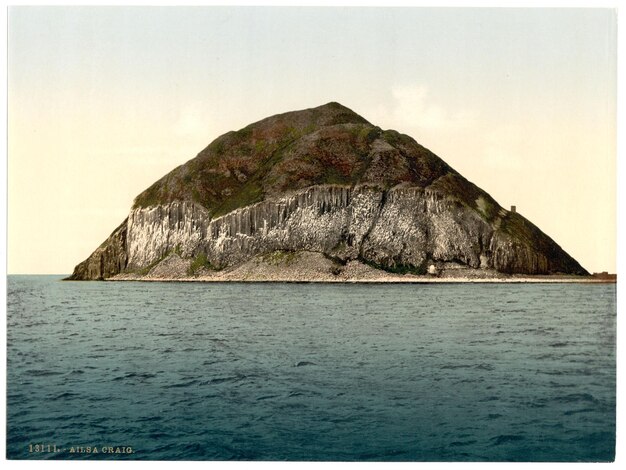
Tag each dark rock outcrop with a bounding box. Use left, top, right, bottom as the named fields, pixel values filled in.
left=67, top=102, right=588, bottom=280
left=67, top=219, right=128, bottom=280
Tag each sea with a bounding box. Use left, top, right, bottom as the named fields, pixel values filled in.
left=6, top=275, right=616, bottom=461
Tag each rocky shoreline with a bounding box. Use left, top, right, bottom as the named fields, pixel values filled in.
left=101, top=251, right=611, bottom=284
left=105, top=277, right=613, bottom=284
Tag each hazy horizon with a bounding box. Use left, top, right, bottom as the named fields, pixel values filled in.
left=7, top=7, right=616, bottom=274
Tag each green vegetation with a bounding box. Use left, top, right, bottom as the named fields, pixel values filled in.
left=382, top=129, right=401, bottom=147
left=191, top=188, right=202, bottom=205
left=428, top=173, right=501, bottom=223
left=134, top=181, right=162, bottom=208
left=317, top=166, right=351, bottom=186
left=254, top=139, right=268, bottom=154
left=212, top=181, right=264, bottom=218
left=212, top=131, right=304, bottom=217
left=261, top=250, right=299, bottom=266
left=347, top=123, right=380, bottom=143
left=235, top=126, right=253, bottom=140
left=209, top=139, right=226, bottom=155
left=187, top=252, right=216, bottom=275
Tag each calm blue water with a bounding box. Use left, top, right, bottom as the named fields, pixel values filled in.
left=6, top=275, right=616, bottom=461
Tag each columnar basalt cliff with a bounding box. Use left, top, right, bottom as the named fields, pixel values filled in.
left=67, top=102, right=587, bottom=280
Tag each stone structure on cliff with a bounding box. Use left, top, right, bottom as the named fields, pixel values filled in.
left=67, top=102, right=587, bottom=280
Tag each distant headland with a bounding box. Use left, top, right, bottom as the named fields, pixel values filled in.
left=66, top=102, right=593, bottom=282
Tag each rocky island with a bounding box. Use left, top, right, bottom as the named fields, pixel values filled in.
left=67, top=102, right=591, bottom=282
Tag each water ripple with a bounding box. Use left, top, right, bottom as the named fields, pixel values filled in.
left=6, top=276, right=616, bottom=462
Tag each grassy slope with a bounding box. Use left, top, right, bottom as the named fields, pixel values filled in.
left=133, top=102, right=458, bottom=217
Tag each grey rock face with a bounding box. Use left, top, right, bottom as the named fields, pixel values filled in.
left=67, top=184, right=586, bottom=280
left=126, top=201, right=211, bottom=269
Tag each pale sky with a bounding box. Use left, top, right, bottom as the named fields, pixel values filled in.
left=7, top=6, right=616, bottom=274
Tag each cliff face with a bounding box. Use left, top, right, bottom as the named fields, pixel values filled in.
left=67, top=219, right=128, bottom=280
left=67, top=102, right=588, bottom=280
